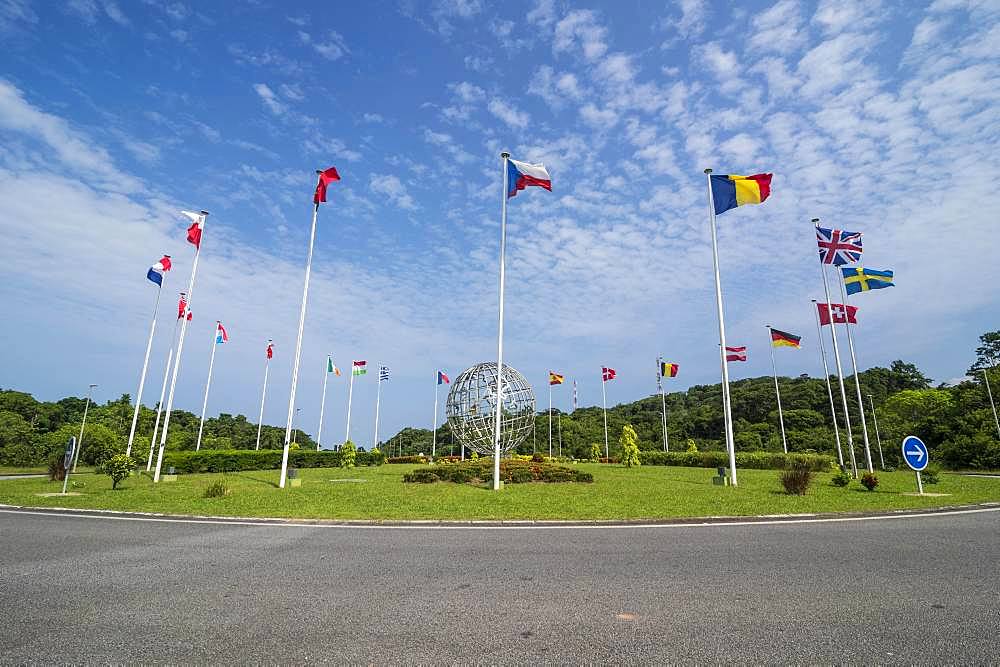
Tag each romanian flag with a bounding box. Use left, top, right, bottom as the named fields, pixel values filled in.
left=710, top=174, right=772, bottom=215
left=549, top=371, right=565, bottom=386
left=770, top=328, right=801, bottom=348
left=842, top=267, right=894, bottom=295
left=660, top=362, right=679, bottom=378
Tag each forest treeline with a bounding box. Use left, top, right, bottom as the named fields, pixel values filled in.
left=2, top=332, right=998, bottom=470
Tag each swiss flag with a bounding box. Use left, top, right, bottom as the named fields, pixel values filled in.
left=817, top=302, right=858, bottom=326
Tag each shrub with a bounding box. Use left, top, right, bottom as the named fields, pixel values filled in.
left=620, top=424, right=640, bottom=468
left=48, top=455, right=67, bottom=481
left=531, top=452, right=545, bottom=463
left=921, top=465, right=940, bottom=484
left=102, top=454, right=136, bottom=490
left=639, top=450, right=833, bottom=471
left=470, top=451, right=479, bottom=460
left=203, top=480, right=232, bottom=498
left=368, top=448, right=385, bottom=466
left=685, top=439, right=698, bottom=453
left=386, top=455, right=428, bottom=464
left=779, top=462, right=814, bottom=495
left=860, top=472, right=879, bottom=491
left=403, top=459, right=593, bottom=484
left=339, top=441, right=357, bottom=468
left=831, top=468, right=852, bottom=487
left=588, top=444, right=601, bottom=462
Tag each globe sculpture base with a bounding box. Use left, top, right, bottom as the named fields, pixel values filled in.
left=445, top=362, right=535, bottom=456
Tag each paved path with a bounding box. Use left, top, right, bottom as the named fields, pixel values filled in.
left=1, top=508, right=997, bottom=664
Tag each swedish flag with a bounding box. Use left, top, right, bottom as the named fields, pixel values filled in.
left=842, top=267, right=894, bottom=295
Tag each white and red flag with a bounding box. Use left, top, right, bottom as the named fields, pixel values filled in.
left=182, top=210, right=206, bottom=249
left=602, top=367, right=616, bottom=382
left=725, top=346, right=747, bottom=362
left=817, top=302, right=859, bottom=326
left=266, top=340, right=274, bottom=359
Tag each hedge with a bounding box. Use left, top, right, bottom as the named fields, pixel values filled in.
left=403, top=459, right=593, bottom=484
left=638, top=450, right=834, bottom=471
left=161, top=448, right=384, bottom=474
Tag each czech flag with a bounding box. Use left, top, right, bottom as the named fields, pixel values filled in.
left=602, top=367, right=616, bottom=382
left=438, top=370, right=450, bottom=385
left=182, top=210, right=206, bottom=249
left=146, top=255, right=171, bottom=286
left=725, top=346, right=747, bottom=362
left=507, top=158, right=551, bottom=198
left=660, top=362, right=679, bottom=378
left=216, top=322, right=228, bottom=344
left=710, top=174, right=771, bottom=215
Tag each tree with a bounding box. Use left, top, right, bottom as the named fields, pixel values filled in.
left=339, top=440, right=356, bottom=468
left=102, top=454, right=136, bottom=490
left=0, top=411, right=34, bottom=466
left=588, top=443, right=601, bottom=462
left=968, top=330, right=1000, bottom=375
left=619, top=424, right=640, bottom=467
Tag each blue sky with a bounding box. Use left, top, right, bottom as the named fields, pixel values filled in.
left=1, top=0, right=998, bottom=447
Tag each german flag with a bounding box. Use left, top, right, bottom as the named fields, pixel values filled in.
left=770, top=328, right=802, bottom=348
left=660, top=362, right=679, bottom=378
left=549, top=371, right=565, bottom=385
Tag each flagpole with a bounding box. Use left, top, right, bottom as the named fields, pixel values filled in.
left=345, top=367, right=355, bottom=445
left=126, top=283, right=162, bottom=458
left=867, top=394, right=885, bottom=469
left=195, top=322, right=221, bottom=451
left=279, top=176, right=322, bottom=490
left=984, top=369, right=1000, bottom=439
left=491, top=152, right=510, bottom=491
left=658, top=357, right=669, bottom=452
left=432, top=376, right=438, bottom=460
left=814, top=218, right=857, bottom=477
left=601, top=370, right=609, bottom=460
left=548, top=380, right=553, bottom=458
left=373, top=366, right=382, bottom=452
left=705, top=169, right=738, bottom=486
left=316, top=356, right=330, bottom=451
left=557, top=411, right=562, bottom=458
left=812, top=299, right=844, bottom=467
left=255, top=345, right=270, bottom=451
left=72, top=384, right=96, bottom=471
left=765, top=326, right=789, bottom=454
left=155, top=211, right=208, bottom=483
left=837, top=276, right=874, bottom=472
left=148, top=345, right=174, bottom=471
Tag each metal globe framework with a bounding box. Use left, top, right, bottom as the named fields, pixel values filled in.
left=445, top=362, right=535, bottom=455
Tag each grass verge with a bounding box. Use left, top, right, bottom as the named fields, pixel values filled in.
left=0, top=464, right=997, bottom=521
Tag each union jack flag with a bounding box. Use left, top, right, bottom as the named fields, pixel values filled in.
left=816, top=226, right=863, bottom=266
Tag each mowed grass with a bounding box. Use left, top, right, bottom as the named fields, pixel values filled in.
left=0, top=464, right=997, bottom=521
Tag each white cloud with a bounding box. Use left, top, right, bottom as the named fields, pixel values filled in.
left=0, top=79, right=140, bottom=192
left=0, top=0, right=36, bottom=32
left=487, top=98, right=529, bottom=129
left=579, top=103, right=618, bottom=128
left=527, top=65, right=584, bottom=110
left=748, top=0, right=806, bottom=55
left=812, top=0, right=881, bottom=35
left=423, top=128, right=474, bottom=163
left=553, top=9, right=608, bottom=60
left=463, top=54, right=494, bottom=72
left=526, top=0, right=556, bottom=28
left=298, top=30, right=349, bottom=61
left=67, top=0, right=128, bottom=25
left=448, top=81, right=485, bottom=103
left=252, top=83, right=286, bottom=116
left=370, top=174, right=417, bottom=210
left=362, top=113, right=384, bottom=124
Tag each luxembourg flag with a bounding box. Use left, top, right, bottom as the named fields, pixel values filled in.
left=146, top=255, right=171, bottom=286
left=216, top=322, right=228, bottom=344
left=182, top=210, right=206, bottom=249
left=507, top=158, right=551, bottom=198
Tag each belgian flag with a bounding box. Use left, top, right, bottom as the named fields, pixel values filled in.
left=770, top=328, right=802, bottom=348
left=660, top=362, right=679, bottom=378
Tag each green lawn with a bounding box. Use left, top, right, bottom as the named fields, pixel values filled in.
left=0, top=464, right=997, bottom=521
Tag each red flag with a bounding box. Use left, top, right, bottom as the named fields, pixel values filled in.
left=725, top=346, right=747, bottom=362
left=177, top=293, right=187, bottom=320
left=181, top=211, right=205, bottom=249
left=266, top=341, right=274, bottom=359
left=313, top=167, right=341, bottom=204
left=602, top=367, right=616, bottom=382
left=817, top=302, right=859, bottom=326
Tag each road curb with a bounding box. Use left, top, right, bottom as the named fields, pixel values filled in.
left=1, top=501, right=999, bottom=529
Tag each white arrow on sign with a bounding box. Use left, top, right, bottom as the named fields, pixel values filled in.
left=906, top=447, right=925, bottom=462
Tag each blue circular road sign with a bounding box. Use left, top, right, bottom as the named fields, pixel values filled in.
left=901, top=435, right=929, bottom=471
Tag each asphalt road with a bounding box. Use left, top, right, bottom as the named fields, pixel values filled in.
left=1, top=508, right=998, bottom=664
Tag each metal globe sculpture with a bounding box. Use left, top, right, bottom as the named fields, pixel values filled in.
left=446, top=362, right=535, bottom=455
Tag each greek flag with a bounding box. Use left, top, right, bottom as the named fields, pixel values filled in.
left=379, top=365, right=390, bottom=381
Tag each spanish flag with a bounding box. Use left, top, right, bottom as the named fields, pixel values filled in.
left=549, top=371, right=565, bottom=386
left=710, top=173, right=772, bottom=215
left=660, top=362, right=679, bottom=378
left=770, top=328, right=802, bottom=348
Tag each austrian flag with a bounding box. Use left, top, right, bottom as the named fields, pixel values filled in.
left=725, top=346, right=747, bottom=362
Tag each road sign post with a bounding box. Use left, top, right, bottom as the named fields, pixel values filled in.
left=61, top=437, right=76, bottom=495
left=901, top=435, right=929, bottom=496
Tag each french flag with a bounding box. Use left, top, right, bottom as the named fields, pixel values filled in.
left=507, top=158, right=551, bottom=198
left=146, top=255, right=171, bottom=286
